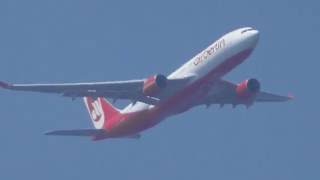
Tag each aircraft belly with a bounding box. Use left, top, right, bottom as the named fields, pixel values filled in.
left=107, top=109, right=162, bottom=136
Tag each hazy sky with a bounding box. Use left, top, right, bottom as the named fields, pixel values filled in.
left=0, top=0, right=319, bottom=179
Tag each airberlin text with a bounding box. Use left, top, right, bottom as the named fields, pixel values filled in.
left=193, top=39, right=225, bottom=66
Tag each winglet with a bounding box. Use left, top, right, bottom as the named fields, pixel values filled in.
left=0, top=81, right=10, bottom=89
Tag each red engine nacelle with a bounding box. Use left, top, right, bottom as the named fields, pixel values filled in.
left=143, top=74, right=167, bottom=97
left=236, top=78, right=261, bottom=100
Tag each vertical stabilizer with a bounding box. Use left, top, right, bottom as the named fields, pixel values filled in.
left=83, top=97, right=120, bottom=129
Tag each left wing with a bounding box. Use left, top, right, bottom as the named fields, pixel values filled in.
left=0, top=79, right=150, bottom=101
left=0, top=76, right=192, bottom=105
left=199, top=79, right=292, bottom=106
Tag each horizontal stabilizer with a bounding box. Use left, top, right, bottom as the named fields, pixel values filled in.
left=45, top=129, right=106, bottom=136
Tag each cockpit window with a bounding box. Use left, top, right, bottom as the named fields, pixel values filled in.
left=241, top=28, right=254, bottom=34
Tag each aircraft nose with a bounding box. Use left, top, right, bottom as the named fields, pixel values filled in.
left=248, top=29, right=259, bottom=46
left=251, top=30, right=259, bottom=41
left=251, top=29, right=259, bottom=40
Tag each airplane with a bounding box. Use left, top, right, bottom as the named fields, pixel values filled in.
left=0, top=27, right=292, bottom=141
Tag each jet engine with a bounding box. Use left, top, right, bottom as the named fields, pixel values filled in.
left=143, top=74, right=167, bottom=97
left=236, top=78, right=261, bottom=100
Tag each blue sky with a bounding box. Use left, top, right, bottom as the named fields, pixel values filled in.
left=0, top=0, right=319, bottom=179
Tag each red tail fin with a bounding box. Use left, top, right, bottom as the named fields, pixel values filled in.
left=83, top=97, right=120, bottom=129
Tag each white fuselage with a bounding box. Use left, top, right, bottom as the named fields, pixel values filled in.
left=123, top=27, right=259, bottom=114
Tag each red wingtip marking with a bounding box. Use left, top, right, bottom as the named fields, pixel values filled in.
left=0, top=81, right=10, bottom=88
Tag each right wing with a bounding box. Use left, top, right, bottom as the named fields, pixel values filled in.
left=255, top=91, right=294, bottom=102
left=198, top=79, right=292, bottom=106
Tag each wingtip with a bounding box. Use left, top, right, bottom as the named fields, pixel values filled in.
left=44, top=132, right=50, bottom=136
left=44, top=131, right=54, bottom=135
left=288, top=93, right=295, bottom=100
left=0, top=81, right=10, bottom=89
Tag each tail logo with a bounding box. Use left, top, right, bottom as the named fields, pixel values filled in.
left=90, top=101, right=103, bottom=122
left=85, top=98, right=105, bottom=129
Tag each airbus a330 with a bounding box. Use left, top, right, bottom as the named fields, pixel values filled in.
left=0, top=27, right=292, bottom=140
